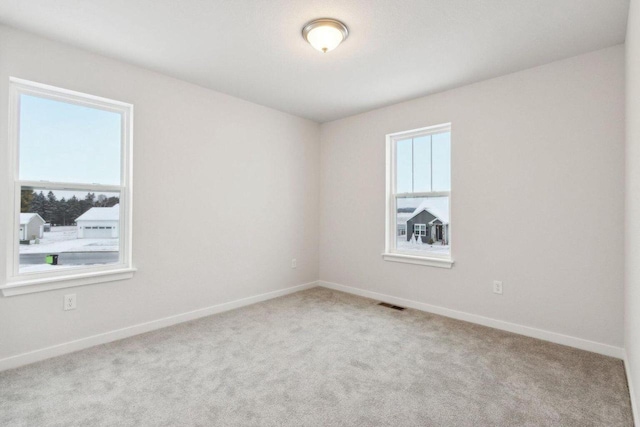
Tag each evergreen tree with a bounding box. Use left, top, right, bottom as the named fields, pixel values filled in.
left=81, top=193, right=96, bottom=214
left=96, top=194, right=108, bottom=207
left=58, top=198, right=70, bottom=225
left=67, top=196, right=82, bottom=224
left=87, top=193, right=119, bottom=208
left=20, top=189, right=34, bottom=213
left=29, top=191, right=47, bottom=220
left=105, top=196, right=120, bottom=207
left=44, top=191, right=58, bottom=224
left=22, top=191, right=119, bottom=225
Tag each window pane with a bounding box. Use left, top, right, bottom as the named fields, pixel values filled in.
left=396, top=138, right=413, bottom=193
left=413, top=135, right=431, bottom=192
left=432, top=131, right=451, bottom=191
left=19, top=187, right=120, bottom=274
left=396, top=196, right=449, bottom=256
left=19, top=94, right=122, bottom=185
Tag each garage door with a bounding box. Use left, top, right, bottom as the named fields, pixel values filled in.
left=83, top=226, right=113, bottom=238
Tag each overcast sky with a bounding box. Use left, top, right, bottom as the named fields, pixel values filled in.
left=396, top=132, right=451, bottom=194
left=19, top=94, right=122, bottom=186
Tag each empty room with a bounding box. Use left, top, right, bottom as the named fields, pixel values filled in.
left=1, top=0, right=640, bottom=425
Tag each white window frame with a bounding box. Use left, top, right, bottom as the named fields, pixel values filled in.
left=1, top=78, right=135, bottom=296
left=383, top=123, right=453, bottom=268
left=414, top=224, right=427, bottom=237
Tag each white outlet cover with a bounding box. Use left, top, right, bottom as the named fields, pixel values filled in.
left=291, top=259, right=297, bottom=269
left=64, top=294, right=77, bottom=310
left=493, top=281, right=503, bottom=295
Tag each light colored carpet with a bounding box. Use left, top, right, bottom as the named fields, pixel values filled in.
left=0, top=287, right=633, bottom=426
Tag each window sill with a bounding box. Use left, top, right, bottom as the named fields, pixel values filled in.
left=382, top=252, right=454, bottom=269
left=1, top=267, right=136, bottom=296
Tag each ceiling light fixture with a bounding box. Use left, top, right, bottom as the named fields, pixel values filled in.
left=302, top=18, right=349, bottom=53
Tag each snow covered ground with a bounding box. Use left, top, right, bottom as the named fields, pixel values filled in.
left=396, top=237, right=450, bottom=255
left=19, top=226, right=118, bottom=254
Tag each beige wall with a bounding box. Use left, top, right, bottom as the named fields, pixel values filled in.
left=0, top=26, right=320, bottom=360
left=0, top=24, right=628, bottom=369
left=626, top=0, right=640, bottom=416
left=320, top=46, right=625, bottom=348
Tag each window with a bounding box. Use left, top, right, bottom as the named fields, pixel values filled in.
left=2, top=78, right=134, bottom=296
left=384, top=123, right=452, bottom=268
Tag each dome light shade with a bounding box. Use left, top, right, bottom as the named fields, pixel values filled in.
left=302, top=19, right=349, bottom=53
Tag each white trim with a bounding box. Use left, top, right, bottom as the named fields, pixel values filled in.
left=388, top=122, right=452, bottom=140
left=382, top=252, right=453, bottom=268
left=318, top=280, right=624, bottom=359
left=385, top=123, right=453, bottom=266
left=0, top=280, right=318, bottom=372
left=9, top=77, right=132, bottom=109
left=1, top=267, right=136, bottom=296
left=414, top=223, right=427, bottom=236
left=624, top=354, right=640, bottom=426
left=395, top=191, right=451, bottom=198
left=18, top=181, right=122, bottom=192
left=384, top=137, right=393, bottom=255
left=6, top=77, right=134, bottom=289
left=6, top=80, right=19, bottom=285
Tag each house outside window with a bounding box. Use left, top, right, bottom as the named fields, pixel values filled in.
left=1, top=78, right=135, bottom=296
left=384, top=123, right=452, bottom=268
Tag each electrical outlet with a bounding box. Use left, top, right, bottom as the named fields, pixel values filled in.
left=291, top=258, right=297, bottom=269
left=64, top=294, right=76, bottom=311
left=493, top=281, right=503, bottom=295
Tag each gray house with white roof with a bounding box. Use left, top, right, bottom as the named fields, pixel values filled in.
left=76, top=204, right=120, bottom=239
left=19, top=213, right=46, bottom=241
left=405, top=199, right=449, bottom=244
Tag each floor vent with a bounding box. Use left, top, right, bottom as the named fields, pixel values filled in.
left=378, top=302, right=406, bottom=311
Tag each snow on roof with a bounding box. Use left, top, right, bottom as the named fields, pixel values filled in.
left=397, top=212, right=413, bottom=224
left=20, top=213, right=44, bottom=225
left=76, top=204, right=120, bottom=222
left=407, top=198, right=449, bottom=224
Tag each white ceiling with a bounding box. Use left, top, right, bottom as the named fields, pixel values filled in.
left=0, top=0, right=630, bottom=123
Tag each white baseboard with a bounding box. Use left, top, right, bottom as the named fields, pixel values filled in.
left=318, top=280, right=624, bottom=359
left=624, top=354, right=640, bottom=426
left=1, top=279, right=625, bottom=373
left=0, top=280, right=318, bottom=372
